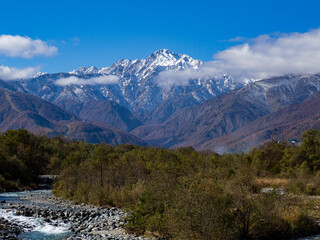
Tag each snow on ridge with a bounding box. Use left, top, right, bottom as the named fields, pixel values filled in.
left=70, top=66, right=110, bottom=75
left=32, top=72, right=46, bottom=78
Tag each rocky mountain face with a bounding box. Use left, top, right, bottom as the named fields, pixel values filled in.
left=5, top=49, right=242, bottom=129
left=0, top=88, right=147, bottom=145
left=132, top=74, right=320, bottom=150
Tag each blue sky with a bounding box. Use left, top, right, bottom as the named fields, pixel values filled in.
left=1, top=0, right=320, bottom=74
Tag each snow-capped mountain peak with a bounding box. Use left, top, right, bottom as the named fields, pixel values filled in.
left=70, top=49, right=202, bottom=77
left=103, top=49, right=204, bottom=81
left=146, top=49, right=202, bottom=68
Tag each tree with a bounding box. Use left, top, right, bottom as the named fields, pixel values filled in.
left=88, top=144, right=114, bottom=188
left=301, top=129, right=320, bottom=171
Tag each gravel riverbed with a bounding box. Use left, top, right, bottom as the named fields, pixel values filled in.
left=0, top=190, right=154, bottom=240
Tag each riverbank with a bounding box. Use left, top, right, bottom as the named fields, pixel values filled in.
left=0, top=217, right=21, bottom=239
left=0, top=190, right=153, bottom=240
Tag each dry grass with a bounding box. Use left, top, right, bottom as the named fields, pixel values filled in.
left=281, top=203, right=305, bottom=222
left=255, top=177, right=290, bottom=188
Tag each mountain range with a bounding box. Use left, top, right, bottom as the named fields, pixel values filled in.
left=7, top=49, right=242, bottom=123
left=133, top=73, right=320, bottom=152
left=1, top=49, right=320, bottom=152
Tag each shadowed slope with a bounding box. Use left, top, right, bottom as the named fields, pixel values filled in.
left=0, top=88, right=147, bottom=145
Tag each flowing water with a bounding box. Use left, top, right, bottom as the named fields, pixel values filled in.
left=0, top=190, right=72, bottom=239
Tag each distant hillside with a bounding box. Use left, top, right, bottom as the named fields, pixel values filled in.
left=76, top=100, right=142, bottom=132
left=0, top=88, right=147, bottom=146
left=200, top=91, right=320, bottom=153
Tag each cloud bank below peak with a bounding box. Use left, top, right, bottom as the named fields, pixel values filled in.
left=0, top=35, right=57, bottom=58
left=157, top=28, right=320, bottom=87
left=0, top=65, right=39, bottom=80
left=55, top=75, right=119, bottom=86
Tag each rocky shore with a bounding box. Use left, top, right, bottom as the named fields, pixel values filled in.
left=0, top=217, right=22, bottom=239
left=0, top=190, right=153, bottom=240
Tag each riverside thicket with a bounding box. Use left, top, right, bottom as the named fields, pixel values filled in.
left=2, top=129, right=320, bottom=239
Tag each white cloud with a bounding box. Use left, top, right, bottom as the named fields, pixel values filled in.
left=0, top=65, right=39, bottom=80
left=0, top=35, right=57, bottom=58
left=55, top=75, right=119, bottom=86
left=157, top=66, right=217, bottom=88
left=157, top=28, right=320, bottom=87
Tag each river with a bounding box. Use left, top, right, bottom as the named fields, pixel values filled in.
left=0, top=190, right=151, bottom=240
left=0, top=190, right=72, bottom=239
